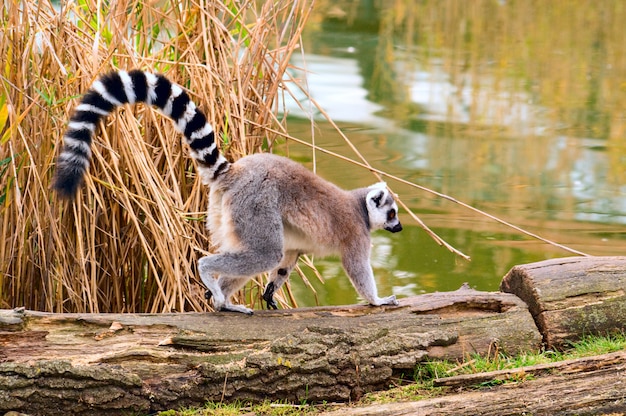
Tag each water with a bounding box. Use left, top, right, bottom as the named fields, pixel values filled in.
left=275, top=1, right=626, bottom=307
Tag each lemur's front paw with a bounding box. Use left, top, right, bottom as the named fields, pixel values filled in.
left=383, top=295, right=399, bottom=306
left=262, top=282, right=278, bottom=310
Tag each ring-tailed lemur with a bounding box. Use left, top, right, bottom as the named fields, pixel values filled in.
left=53, top=70, right=403, bottom=314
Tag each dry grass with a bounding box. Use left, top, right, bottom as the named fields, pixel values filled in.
left=0, top=0, right=592, bottom=314
left=0, top=0, right=312, bottom=313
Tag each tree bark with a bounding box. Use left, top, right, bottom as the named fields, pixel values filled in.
left=0, top=285, right=540, bottom=416
left=320, top=351, right=626, bottom=416
left=500, top=256, right=626, bottom=348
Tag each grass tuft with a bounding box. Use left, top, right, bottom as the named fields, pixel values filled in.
left=415, top=331, right=626, bottom=383
left=156, top=400, right=323, bottom=416
left=365, top=331, right=626, bottom=404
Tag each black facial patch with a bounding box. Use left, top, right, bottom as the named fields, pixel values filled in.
left=387, top=209, right=396, bottom=221
left=278, top=268, right=288, bottom=276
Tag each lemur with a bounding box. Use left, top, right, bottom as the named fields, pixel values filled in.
left=53, top=70, right=403, bottom=314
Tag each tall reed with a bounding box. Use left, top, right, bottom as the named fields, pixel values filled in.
left=0, top=0, right=312, bottom=313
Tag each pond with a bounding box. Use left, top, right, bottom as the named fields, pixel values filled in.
left=276, top=1, right=626, bottom=307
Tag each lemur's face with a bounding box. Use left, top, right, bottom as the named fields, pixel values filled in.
left=366, top=183, right=403, bottom=233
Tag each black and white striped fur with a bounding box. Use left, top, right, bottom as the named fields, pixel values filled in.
left=53, top=70, right=402, bottom=315
left=53, top=70, right=229, bottom=197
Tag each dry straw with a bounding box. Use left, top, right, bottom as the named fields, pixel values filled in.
left=0, top=0, right=587, bottom=314
left=0, top=0, right=313, bottom=313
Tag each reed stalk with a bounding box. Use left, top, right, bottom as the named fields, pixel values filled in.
left=1, top=0, right=596, bottom=314
left=0, top=0, right=312, bottom=312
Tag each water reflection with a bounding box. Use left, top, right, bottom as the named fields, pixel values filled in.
left=279, top=0, right=626, bottom=307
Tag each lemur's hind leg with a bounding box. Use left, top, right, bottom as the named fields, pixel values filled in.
left=199, top=249, right=283, bottom=315
left=217, top=275, right=257, bottom=314
left=200, top=196, right=285, bottom=314
left=263, top=250, right=300, bottom=310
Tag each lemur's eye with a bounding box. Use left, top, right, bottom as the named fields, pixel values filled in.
left=387, top=210, right=396, bottom=221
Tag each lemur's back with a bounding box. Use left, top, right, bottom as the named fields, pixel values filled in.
left=213, top=153, right=369, bottom=256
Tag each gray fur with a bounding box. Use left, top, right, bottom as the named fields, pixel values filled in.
left=54, top=70, right=403, bottom=314
left=202, top=154, right=402, bottom=314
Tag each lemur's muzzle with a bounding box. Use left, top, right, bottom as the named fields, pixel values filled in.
left=385, top=223, right=403, bottom=233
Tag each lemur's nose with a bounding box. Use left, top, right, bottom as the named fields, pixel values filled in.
left=386, top=223, right=403, bottom=233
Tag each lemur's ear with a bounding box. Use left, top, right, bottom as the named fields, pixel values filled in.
left=366, top=187, right=387, bottom=208
left=367, top=191, right=385, bottom=208
left=366, top=182, right=388, bottom=208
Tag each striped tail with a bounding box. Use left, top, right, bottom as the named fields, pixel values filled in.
left=52, top=70, right=230, bottom=198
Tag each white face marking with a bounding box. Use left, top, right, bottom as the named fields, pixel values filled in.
left=366, top=183, right=402, bottom=233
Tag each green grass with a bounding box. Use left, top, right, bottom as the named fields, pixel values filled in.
left=155, top=332, right=626, bottom=415
left=366, top=331, right=626, bottom=403
left=565, top=332, right=626, bottom=357
left=157, top=400, right=324, bottom=416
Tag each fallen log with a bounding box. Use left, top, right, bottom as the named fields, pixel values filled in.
left=501, top=256, right=626, bottom=348
left=0, top=285, right=540, bottom=416
left=320, top=350, right=626, bottom=416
